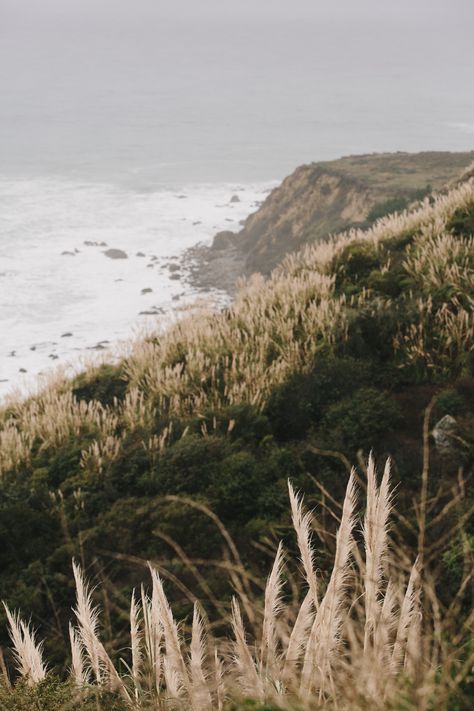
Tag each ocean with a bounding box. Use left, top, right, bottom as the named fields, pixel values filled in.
left=1, top=0, right=473, bottom=396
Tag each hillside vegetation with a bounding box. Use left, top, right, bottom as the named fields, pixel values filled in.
left=0, top=167, right=473, bottom=709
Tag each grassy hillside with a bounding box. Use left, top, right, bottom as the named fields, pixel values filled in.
left=0, top=169, right=473, bottom=709
left=228, top=150, right=474, bottom=275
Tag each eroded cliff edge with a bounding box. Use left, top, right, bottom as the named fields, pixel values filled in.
left=187, top=151, right=474, bottom=292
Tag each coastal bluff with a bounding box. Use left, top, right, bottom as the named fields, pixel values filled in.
left=211, top=151, right=474, bottom=278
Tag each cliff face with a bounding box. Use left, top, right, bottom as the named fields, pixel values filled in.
left=228, top=151, right=474, bottom=275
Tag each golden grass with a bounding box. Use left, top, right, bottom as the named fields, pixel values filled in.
left=1, top=177, right=473, bottom=479
left=2, top=456, right=470, bottom=709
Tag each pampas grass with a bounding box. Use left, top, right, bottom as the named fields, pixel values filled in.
left=3, top=456, right=466, bottom=710
left=1, top=175, right=473, bottom=481
left=3, top=604, right=46, bottom=686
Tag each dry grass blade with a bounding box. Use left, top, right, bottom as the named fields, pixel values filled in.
left=130, top=590, right=141, bottom=697
left=72, top=561, right=129, bottom=699
left=288, top=482, right=319, bottom=610
left=2, top=604, right=46, bottom=686
left=283, top=591, right=314, bottom=682
left=391, top=560, right=420, bottom=674
left=149, top=563, right=189, bottom=700
left=69, top=622, right=88, bottom=686
left=300, top=470, right=357, bottom=697
left=260, top=541, right=285, bottom=678
left=189, top=603, right=212, bottom=710
left=231, top=597, right=263, bottom=700
left=363, top=455, right=392, bottom=651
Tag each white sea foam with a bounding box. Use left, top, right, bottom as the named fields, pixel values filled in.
left=0, top=177, right=274, bottom=399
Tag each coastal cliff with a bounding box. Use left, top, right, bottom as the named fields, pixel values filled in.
left=209, top=150, right=474, bottom=278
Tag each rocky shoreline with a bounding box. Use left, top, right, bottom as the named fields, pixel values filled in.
left=181, top=233, right=246, bottom=297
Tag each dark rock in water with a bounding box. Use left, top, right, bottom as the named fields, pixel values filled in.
left=170, top=273, right=181, bottom=280
left=141, top=288, right=153, bottom=294
left=30, top=346, right=36, bottom=351
left=0, top=379, right=9, bottom=383
left=139, top=307, right=165, bottom=315
left=212, top=230, right=236, bottom=251
left=8, top=351, right=16, bottom=357
left=230, top=194, right=240, bottom=203
left=100, top=241, right=108, bottom=247
left=168, top=263, right=181, bottom=272
left=19, top=368, right=27, bottom=373
left=115, top=278, right=124, bottom=282
left=176, top=194, right=187, bottom=199
left=61, top=332, right=73, bottom=337
left=432, top=415, right=458, bottom=454
left=49, top=354, right=59, bottom=360
left=74, top=248, right=80, bottom=253
left=172, top=294, right=181, bottom=301
left=85, top=240, right=108, bottom=247
left=136, top=251, right=146, bottom=257
left=192, top=221, right=202, bottom=226
left=61, top=251, right=76, bottom=256
left=104, top=248, right=128, bottom=259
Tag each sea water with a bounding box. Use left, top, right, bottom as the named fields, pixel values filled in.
left=0, top=179, right=272, bottom=396
left=1, top=0, right=473, bottom=396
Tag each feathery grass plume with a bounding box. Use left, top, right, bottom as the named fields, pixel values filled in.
left=213, top=648, right=225, bottom=711
left=390, top=560, right=421, bottom=674
left=231, top=597, right=264, bottom=700
left=1, top=456, right=471, bottom=708
left=72, top=561, right=129, bottom=699
left=288, top=482, right=319, bottom=610
left=130, top=590, right=141, bottom=698
left=72, top=560, right=102, bottom=684
left=260, top=541, right=285, bottom=681
left=148, top=563, right=189, bottom=700
left=300, top=470, right=357, bottom=698
left=2, top=604, right=46, bottom=686
left=69, top=622, right=88, bottom=687
left=363, top=455, right=392, bottom=651
left=372, top=580, right=398, bottom=669
left=141, top=585, right=162, bottom=694
left=282, top=590, right=314, bottom=682
left=189, top=603, right=213, bottom=711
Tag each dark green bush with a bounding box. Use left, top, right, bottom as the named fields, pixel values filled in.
left=265, top=357, right=374, bottom=441
left=72, top=364, right=128, bottom=405
left=320, top=387, right=402, bottom=452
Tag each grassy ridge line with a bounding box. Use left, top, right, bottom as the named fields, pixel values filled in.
left=1, top=176, right=474, bottom=478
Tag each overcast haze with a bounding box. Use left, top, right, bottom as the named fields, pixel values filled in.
left=1, top=0, right=473, bottom=182
left=1, top=0, right=474, bottom=393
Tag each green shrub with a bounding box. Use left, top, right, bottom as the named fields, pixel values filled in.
left=334, top=241, right=381, bottom=294
left=72, top=364, right=128, bottom=405
left=265, top=357, right=374, bottom=441
left=436, top=388, right=468, bottom=417
left=320, top=387, right=402, bottom=452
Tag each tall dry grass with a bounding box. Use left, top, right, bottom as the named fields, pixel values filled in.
left=2, top=455, right=471, bottom=709
left=1, top=177, right=473, bottom=480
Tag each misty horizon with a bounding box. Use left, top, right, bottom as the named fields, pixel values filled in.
left=1, top=0, right=473, bottom=183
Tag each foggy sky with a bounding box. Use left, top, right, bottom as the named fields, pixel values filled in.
left=2, top=0, right=473, bottom=24
left=1, top=0, right=473, bottom=182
